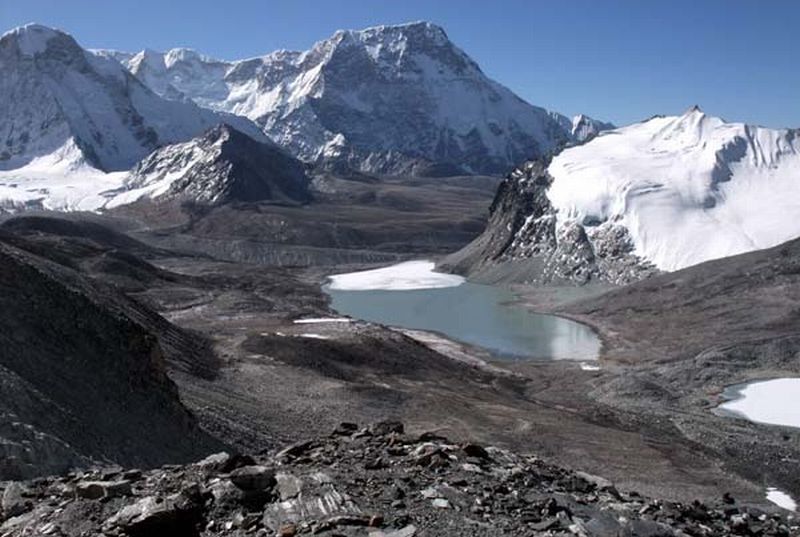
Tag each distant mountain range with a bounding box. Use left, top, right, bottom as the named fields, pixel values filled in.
left=3, top=22, right=799, bottom=278
left=0, top=21, right=609, bottom=212
left=100, top=22, right=609, bottom=176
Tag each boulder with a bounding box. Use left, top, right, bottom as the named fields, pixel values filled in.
left=105, top=489, right=202, bottom=537
left=75, top=480, right=132, bottom=500
left=229, top=465, right=276, bottom=492
left=371, top=421, right=404, bottom=436
left=1, top=483, right=31, bottom=518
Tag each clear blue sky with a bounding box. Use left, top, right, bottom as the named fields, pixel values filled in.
left=2, top=0, right=798, bottom=128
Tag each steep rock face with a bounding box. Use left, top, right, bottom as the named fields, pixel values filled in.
left=443, top=160, right=657, bottom=285
left=0, top=24, right=263, bottom=173
left=114, top=124, right=312, bottom=207
left=446, top=107, right=800, bottom=284
left=0, top=238, right=222, bottom=480
left=112, top=22, right=611, bottom=176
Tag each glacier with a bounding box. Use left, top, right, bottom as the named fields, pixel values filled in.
left=546, top=107, right=800, bottom=271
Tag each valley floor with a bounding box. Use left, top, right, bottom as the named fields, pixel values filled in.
left=1, top=172, right=798, bottom=527
left=158, top=257, right=797, bottom=508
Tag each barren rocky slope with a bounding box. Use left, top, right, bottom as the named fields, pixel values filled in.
left=2, top=422, right=795, bottom=536
left=117, top=124, right=312, bottom=208
left=560, top=236, right=800, bottom=363
left=0, top=231, right=222, bottom=480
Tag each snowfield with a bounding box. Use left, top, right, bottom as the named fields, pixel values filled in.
left=546, top=108, right=800, bottom=271
left=717, top=378, right=800, bottom=429
left=327, top=260, right=465, bottom=291
left=0, top=151, right=127, bottom=213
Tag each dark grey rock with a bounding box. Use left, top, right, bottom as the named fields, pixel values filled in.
left=228, top=465, right=276, bottom=492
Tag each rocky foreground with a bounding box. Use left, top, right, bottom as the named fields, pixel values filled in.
left=1, top=423, right=795, bottom=537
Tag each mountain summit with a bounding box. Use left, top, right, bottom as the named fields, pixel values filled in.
left=117, top=124, right=312, bottom=207
left=111, top=22, right=609, bottom=176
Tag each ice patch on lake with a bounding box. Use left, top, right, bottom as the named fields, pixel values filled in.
left=766, top=487, right=797, bottom=512
left=327, top=260, right=464, bottom=291
left=299, top=333, right=330, bottom=340
left=580, top=363, right=601, bottom=371
left=717, top=378, right=800, bottom=429
left=293, top=317, right=352, bottom=324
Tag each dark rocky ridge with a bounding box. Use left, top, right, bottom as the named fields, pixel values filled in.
left=442, top=160, right=658, bottom=285
left=109, top=173, right=498, bottom=268
left=0, top=231, right=223, bottom=480
left=126, top=124, right=312, bottom=206
left=0, top=422, right=795, bottom=536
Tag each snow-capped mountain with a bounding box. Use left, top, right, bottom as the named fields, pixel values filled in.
left=445, top=107, right=800, bottom=283
left=109, top=22, right=610, bottom=175
left=0, top=24, right=263, bottom=173
left=111, top=124, right=311, bottom=207
left=0, top=24, right=275, bottom=212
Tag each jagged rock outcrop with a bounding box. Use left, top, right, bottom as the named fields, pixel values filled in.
left=0, top=422, right=794, bottom=536
left=442, top=160, right=658, bottom=285
left=117, top=124, right=312, bottom=207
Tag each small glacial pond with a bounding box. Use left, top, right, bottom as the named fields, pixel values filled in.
left=324, top=261, right=600, bottom=361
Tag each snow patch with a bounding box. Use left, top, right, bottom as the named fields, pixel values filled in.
left=766, top=487, right=797, bottom=512
left=580, top=363, right=601, bottom=371
left=717, top=378, right=800, bottom=429
left=327, top=261, right=465, bottom=291
left=293, top=317, right=352, bottom=324
left=298, top=333, right=331, bottom=340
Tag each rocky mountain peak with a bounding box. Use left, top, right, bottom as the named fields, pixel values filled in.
left=442, top=158, right=657, bottom=285
left=447, top=108, right=800, bottom=283
left=0, top=23, right=69, bottom=57
left=571, top=114, right=615, bottom=142
left=317, top=21, right=481, bottom=80
left=121, top=123, right=311, bottom=207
